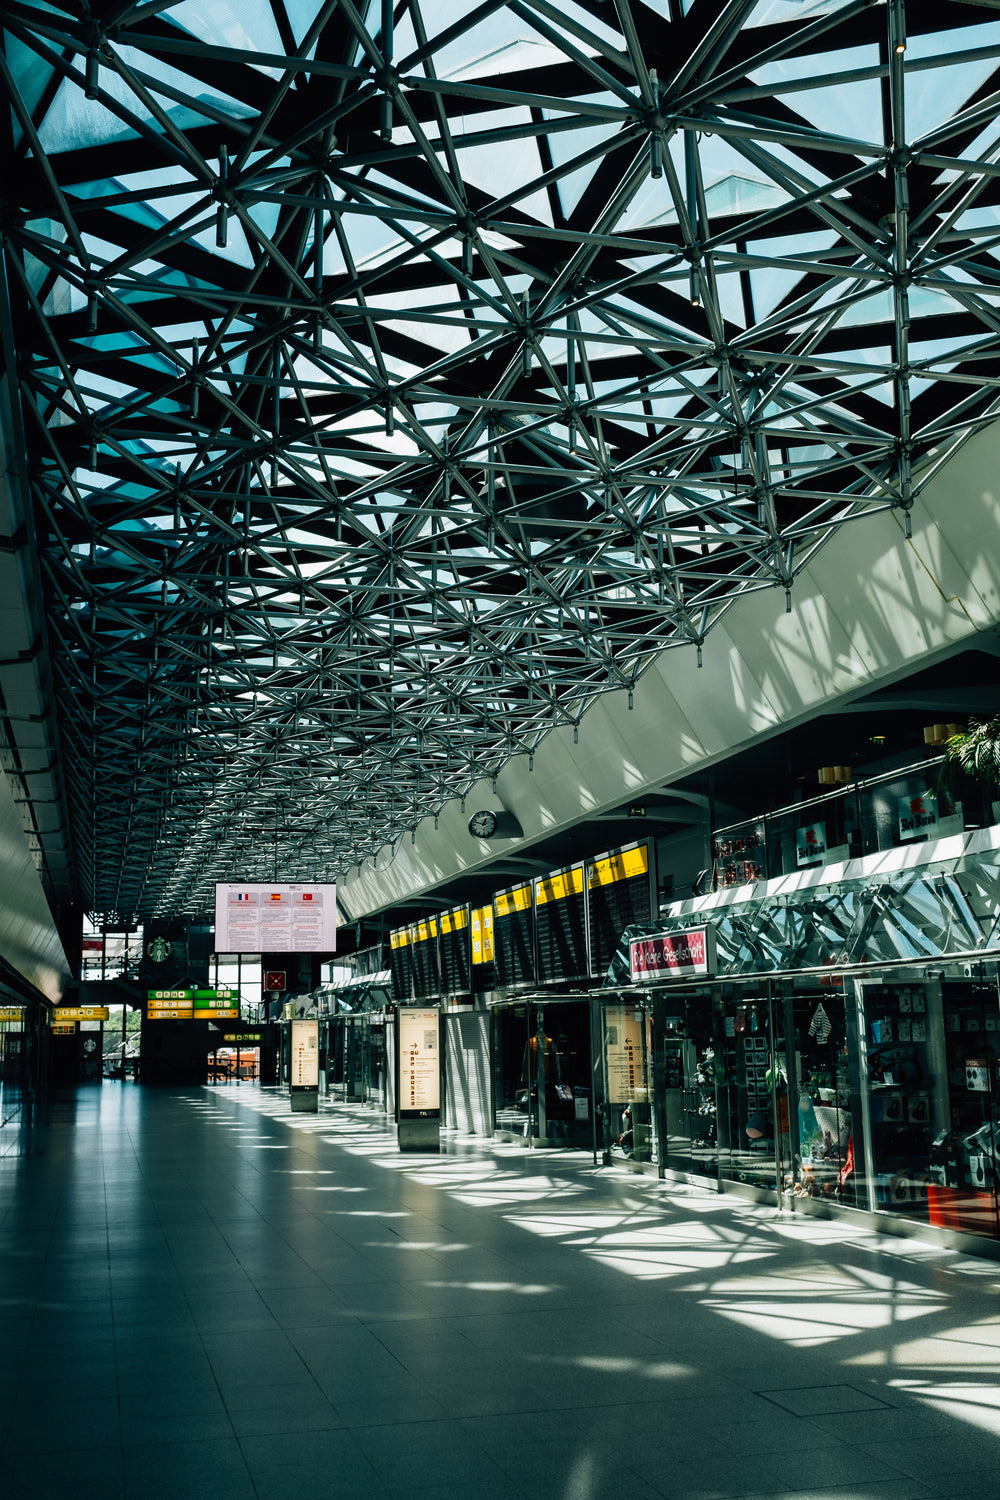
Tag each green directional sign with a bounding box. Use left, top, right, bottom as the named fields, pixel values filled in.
left=148, top=988, right=238, bottom=1002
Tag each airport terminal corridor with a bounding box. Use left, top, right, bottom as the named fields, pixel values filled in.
left=4, top=1089, right=1000, bottom=1499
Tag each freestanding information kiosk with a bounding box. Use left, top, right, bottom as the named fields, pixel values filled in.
left=396, top=1007, right=441, bottom=1151
left=290, top=1018, right=320, bottom=1112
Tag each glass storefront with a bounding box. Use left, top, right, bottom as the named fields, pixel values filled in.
left=786, top=985, right=861, bottom=1209
left=492, top=997, right=595, bottom=1150
left=854, top=965, right=1000, bottom=1237
left=716, top=989, right=789, bottom=1194
left=326, top=1013, right=386, bottom=1106
left=588, top=960, right=1000, bottom=1251
left=601, top=995, right=655, bottom=1166
left=0, top=1005, right=28, bottom=1154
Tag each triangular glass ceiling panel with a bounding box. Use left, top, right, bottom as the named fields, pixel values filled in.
left=7, top=0, right=1000, bottom=922
left=172, top=0, right=286, bottom=56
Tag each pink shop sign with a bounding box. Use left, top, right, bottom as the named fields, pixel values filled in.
left=629, top=927, right=717, bottom=982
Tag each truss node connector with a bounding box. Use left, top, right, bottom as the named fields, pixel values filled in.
left=379, top=70, right=396, bottom=141
left=900, top=500, right=914, bottom=540
left=85, top=28, right=103, bottom=101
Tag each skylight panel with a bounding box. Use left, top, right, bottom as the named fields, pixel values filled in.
left=171, top=0, right=286, bottom=59
left=745, top=0, right=856, bottom=26
left=4, top=31, right=55, bottom=142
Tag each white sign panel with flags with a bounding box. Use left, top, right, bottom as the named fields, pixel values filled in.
left=214, top=882, right=337, bottom=951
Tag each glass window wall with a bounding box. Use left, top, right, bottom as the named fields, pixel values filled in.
left=786, top=986, right=862, bottom=1209
left=492, top=999, right=595, bottom=1149
left=715, top=989, right=788, bottom=1194
left=601, top=996, right=655, bottom=1167
left=847, top=964, right=1000, bottom=1238
left=708, top=754, right=995, bottom=891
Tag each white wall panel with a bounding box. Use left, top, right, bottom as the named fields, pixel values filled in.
left=443, top=1009, right=492, bottom=1136
left=0, top=767, right=69, bottom=1001
left=337, top=423, right=1000, bottom=923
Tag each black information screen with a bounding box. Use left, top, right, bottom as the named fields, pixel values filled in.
left=493, top=884, right=535, bottom=989
left=439, top=908, right=471, bottom=997
left=410, top=920, right=440, bottom=1000
left=587, top=841, right=655, bottom=978
left=389, top=930, right=413, bottom=1003
left=535, top=865, right=587, bottom=984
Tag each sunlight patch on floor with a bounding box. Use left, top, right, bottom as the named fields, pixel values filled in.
left=421, top=1279, right=555, bottom=1294
left=526, top=1352, right=695, bottom=1382
left=587, top=1247, right=776, bottom=1279
left=847, top=1334, right=1000, bottom=1370
left=893, top=1378, right=1000, bottom=1434
left=706, top=1291, right=945, bottom=1347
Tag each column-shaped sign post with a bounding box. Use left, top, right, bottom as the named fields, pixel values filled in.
left=290, top=1018, right=320, bottom=1112
left=396, top=1008, right=441, bottom=1151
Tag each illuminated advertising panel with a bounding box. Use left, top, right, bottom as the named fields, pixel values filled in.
left=291, top=1018, right=320, bottom=1087
left=398, top=1008, right=440, bottom=1112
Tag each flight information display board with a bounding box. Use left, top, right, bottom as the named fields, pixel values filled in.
left=534, top=863, right=587, bottom=984
left=390, top=926, right=414, bottom=1003
left=470, top=905, right=495, bottom=990
left=493, top=882, right=535, bottom=989
left=587, top=840, right=655, bottom=978
left=411, top=918, right=440, bottom=1001
left=438, top=906, right=471, bottom=998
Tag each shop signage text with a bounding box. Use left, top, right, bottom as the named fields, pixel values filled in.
left=898, top=792, right=937, bottom=842
left=796, top=821, right=827, bottom=866
left=629, top=927, right=717, bottom=982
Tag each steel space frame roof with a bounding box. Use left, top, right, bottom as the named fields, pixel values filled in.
left=4, top=0, right=1000, bottom=924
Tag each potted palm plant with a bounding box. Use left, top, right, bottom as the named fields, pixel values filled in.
left=937, top=717, right=1000, bottom=794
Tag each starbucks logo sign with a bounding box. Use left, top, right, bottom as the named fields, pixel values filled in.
left=147, top=936, right=172, bottom=964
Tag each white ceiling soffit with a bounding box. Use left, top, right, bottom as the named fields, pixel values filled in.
left=337, top=417, right=1000, bottom=921
left=0, top=767, right=70, bottom=1002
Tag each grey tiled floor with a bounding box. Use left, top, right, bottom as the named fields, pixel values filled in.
left=3, top=1084, right=1000, bottom=1499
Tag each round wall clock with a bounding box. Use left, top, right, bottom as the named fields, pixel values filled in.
left=467, top=809, right=499, bottom=839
